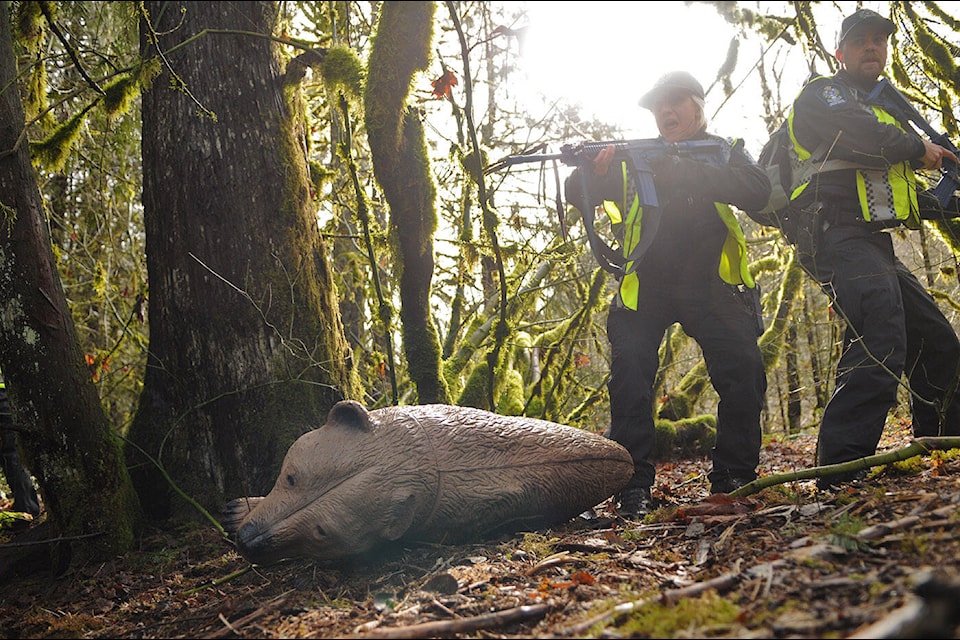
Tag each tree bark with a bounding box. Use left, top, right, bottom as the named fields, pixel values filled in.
left=128, top=0, right=358, bottom=521
left=0, top=0, right=140, bottom=562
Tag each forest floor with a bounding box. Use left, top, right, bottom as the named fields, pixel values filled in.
left=2, top=421, right=960, bottom=639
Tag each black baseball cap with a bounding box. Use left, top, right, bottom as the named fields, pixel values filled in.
left=639, top=71, right=705, bottom=110
left=837, top=8, right=895, bottom=47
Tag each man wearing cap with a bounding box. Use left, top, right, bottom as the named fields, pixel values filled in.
left=786, top=9, right=960, bottom=488
left=564, top=70, right=771, bottom=517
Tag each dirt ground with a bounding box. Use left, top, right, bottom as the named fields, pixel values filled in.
left=2, top=422, right=960, bottom=639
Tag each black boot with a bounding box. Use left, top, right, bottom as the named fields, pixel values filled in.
left=617, top=485, right=654, bottom=519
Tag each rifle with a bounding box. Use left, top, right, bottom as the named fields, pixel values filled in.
left=485, top=138, right=731, bottom=275
left=866, top=78, right=960, bottom=207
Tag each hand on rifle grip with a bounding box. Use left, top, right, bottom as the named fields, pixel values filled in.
left=592, top=145, right=616, bottom=177
left=921, top=139, right=958, bottom=171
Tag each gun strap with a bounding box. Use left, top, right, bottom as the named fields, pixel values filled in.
left=577, top=170, right=624, bottom=276
left=619, top=204, right=660, bottom=276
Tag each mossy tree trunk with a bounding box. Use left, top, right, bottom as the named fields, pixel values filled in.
left=364, top=1, right=450, bottom=405
left=0, top=1, right=140, bottom=564
left=128, top=0, right=358, bottom=521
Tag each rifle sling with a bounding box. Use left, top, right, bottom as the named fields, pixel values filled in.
left=577, top=170, right=624, bottom=276
left=619, top=202, right=660, bottom=277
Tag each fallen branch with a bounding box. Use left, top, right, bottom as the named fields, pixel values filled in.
left=730, top=437, right=960, bottom=497
left=561, top=568, right=741, bottom=637
left=856, top=515, right=922, bottom=541
left=0, top=530, right=104, bottom=547
left=351, top=603, right=552, bottom=639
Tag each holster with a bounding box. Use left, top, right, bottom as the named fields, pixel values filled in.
left=739, top=284, right=764, bottom=337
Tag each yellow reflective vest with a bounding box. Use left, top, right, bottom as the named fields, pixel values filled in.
left=602, top=158, right=755, bottom=311
left=788, top=81, right=920, bottom=229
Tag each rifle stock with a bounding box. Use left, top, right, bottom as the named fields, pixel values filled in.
left=867, top=78, right=960, bottom=207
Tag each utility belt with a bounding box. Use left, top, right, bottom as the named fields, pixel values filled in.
left=793, top=199, right=900, bottom=267
left=805, top=200, right=902, bottom=231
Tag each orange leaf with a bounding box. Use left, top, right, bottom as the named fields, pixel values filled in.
left=571, top=571, right=595, bottom=585
left=431, top=69, right=458, bottom=99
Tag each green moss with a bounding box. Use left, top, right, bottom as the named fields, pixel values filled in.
left=496, top=368, right=524, bottom=416
left=657, top=392, right=693, bottom=420
left=30, top=107, right=89, bottom=172
left=653, top=415, right=716, bottom=460
left=517, top=532, right=559, bottom=559
left=525, top=395, right=544, bottom=417
left=654, top=420, right=677, bottom=456
left=897, top=534, right=930, bottom=556
left=14, top=1, right=44, bottom=49
left=457, top=359, right=491, bottom=410
left=102, top=74, right=141, bottom=118
left=891, top=454, right=925, bottom=475
left=321, top=45, right=364, bottom=99
left=932, top=447, right=960, bottom=463
left=461, top=149, right=487, bottom=183
left=617, top=591, right=741, bottom=637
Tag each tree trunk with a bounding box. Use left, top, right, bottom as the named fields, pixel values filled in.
left=0, top=0, right=140, bottom=563
left=365, top=1, right=450, bottom=404
left=128, top=0, right=358, bottom=521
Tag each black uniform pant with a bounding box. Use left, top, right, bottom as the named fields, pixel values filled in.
left=804, top=223, right=960, bottom=467
left=0, top=387, right=40, bottom=517
left=1, top=431, right=40, bottom=517
left=606, top=280, right=766, bottom=490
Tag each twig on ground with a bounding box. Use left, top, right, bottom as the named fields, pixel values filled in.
left=204, top=590, right=294, bottom=639
left=350, top=603, right=552, bottom=639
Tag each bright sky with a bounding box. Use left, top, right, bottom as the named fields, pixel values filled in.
left=515, top=1, right=885, bottom=155
left=518, top=2, right=739, bottom=135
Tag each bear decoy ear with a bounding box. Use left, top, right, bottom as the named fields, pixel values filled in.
left=326, top=400, right=373, bottom=432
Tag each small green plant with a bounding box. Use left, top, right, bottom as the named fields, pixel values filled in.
left=619, top=527, right=651, bottom=542
left=826, top=513, right=870, bottom=551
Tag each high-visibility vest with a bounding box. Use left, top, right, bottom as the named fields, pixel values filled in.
left=602, top=158, right=755, bottom=311
left=788, top=80, right=920, bottom=229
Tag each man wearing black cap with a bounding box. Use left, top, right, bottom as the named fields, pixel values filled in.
left=786, top=9, right=960, bottom=488
left=564, top=70, right=770, bottom=517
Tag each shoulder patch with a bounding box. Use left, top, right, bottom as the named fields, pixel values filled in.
left=817, top=84, right=847, bottom=107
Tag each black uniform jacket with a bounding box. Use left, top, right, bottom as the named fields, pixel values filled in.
left=790, top=70, right=957, bottom=217
left=564, top=132, right=770, bottom=294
